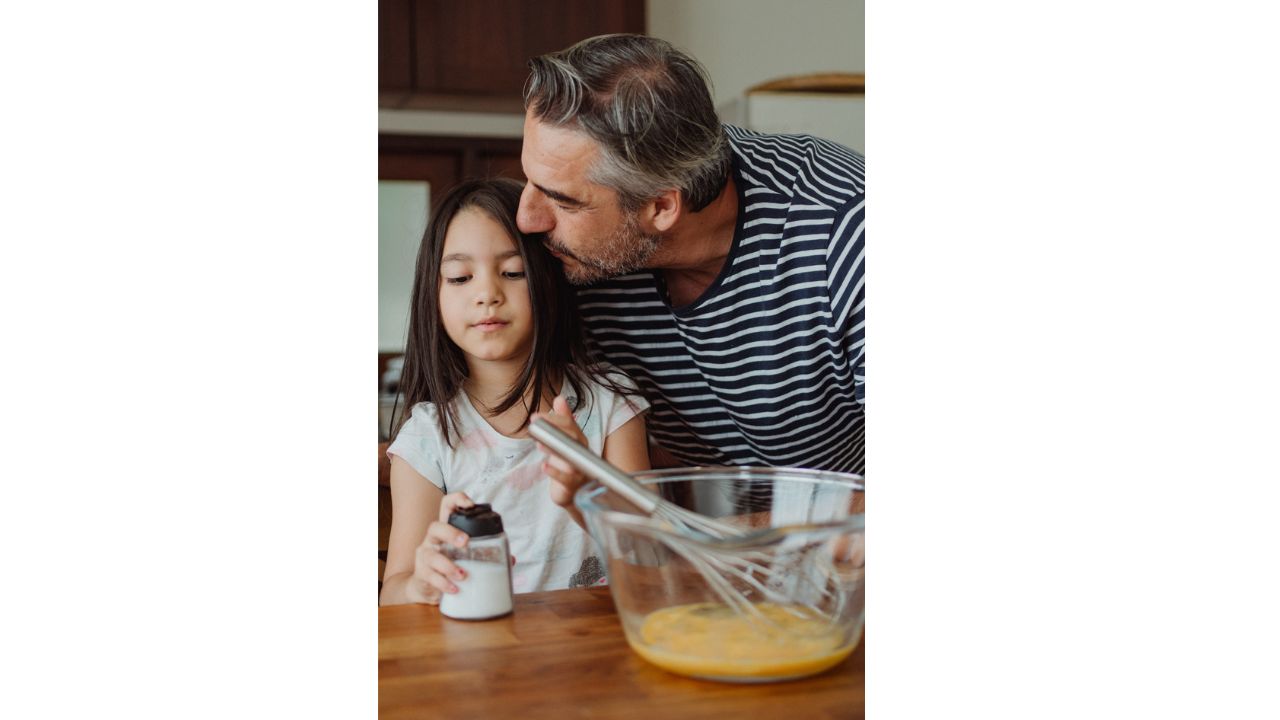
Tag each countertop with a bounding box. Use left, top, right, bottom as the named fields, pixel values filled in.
left=379, top=586, right=863, bottom=719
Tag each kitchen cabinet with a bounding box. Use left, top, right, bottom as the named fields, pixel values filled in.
left=379, top=0, right=645, bottom=112
left=378, top=133, right=524, bottom=188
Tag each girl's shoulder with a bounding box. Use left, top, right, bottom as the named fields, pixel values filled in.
left=394, top=398, right=466, bottom=443
left=386, top=399, right=463, bottom=493
left=402, top=399, right=445, bottom=428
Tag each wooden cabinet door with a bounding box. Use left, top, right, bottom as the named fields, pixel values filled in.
left=380, top=0, right=645, bottom=109
left=379, top=0, right=414, bottom=92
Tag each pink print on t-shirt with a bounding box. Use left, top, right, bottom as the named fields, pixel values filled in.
left=504, top=460, right=543, bottom=491
left=459, top=429, right=495, bottom=452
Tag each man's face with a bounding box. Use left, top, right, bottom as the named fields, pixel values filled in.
left=517, top=113, right=660, bottom=285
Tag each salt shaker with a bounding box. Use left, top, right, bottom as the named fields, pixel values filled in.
left=439, top=503, right=513, bottom=620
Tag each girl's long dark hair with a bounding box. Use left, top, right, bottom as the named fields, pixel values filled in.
left=394, top=177, right=633, bottom=446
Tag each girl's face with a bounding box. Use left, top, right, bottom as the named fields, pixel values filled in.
left=437, top=208, right=535, bottom=367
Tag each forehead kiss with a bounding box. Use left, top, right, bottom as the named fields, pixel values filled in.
left=517, top=116, right=665, bottom=284
left=439, top=210, right=526, bottom=275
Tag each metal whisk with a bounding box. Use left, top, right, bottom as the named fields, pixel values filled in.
left=529, top=418, right=745, bottom=540
left=529, top=419, right=843, bottom=624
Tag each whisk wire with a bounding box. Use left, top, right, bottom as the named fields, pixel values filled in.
left=529, top=419, right=855, bottom=631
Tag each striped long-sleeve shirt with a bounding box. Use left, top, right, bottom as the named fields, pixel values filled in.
left=577, top=125, right=865, bottom=475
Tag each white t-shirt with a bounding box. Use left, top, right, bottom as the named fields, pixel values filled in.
left=386, top=369, right=648, bottom=593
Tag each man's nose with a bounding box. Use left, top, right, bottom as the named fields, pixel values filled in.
left=517, top=182, right=553, bottom=234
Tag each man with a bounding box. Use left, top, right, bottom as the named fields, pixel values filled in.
left=518, top=34, right=864, bottom=475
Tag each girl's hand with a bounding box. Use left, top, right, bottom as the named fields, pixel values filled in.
left=532, top=396, right=591, bottom=510
left=404, top=492, right=517, bottom=604
left=405, top=492, right=474, bottom=604
left=436, top=490, right=476, bottom=523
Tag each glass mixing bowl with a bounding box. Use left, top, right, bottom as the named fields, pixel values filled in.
left=576, top=467, right=865, bottom=683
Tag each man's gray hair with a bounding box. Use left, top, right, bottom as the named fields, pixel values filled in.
left=523, top=34, right=732, bottom=213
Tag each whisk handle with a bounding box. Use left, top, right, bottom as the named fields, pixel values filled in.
left=529, top=418, right=659, bottom=514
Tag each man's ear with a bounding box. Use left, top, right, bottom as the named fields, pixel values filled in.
left=643, top=188, right=682, bottom=233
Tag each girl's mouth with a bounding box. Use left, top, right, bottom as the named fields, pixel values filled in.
left=473, top=320, right=509, bottom=332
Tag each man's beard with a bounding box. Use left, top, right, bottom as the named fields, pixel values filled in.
left=547, top=212, right=661, bottom=285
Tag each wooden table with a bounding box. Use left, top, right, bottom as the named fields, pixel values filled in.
left=380, top=587, right=864, bottom=719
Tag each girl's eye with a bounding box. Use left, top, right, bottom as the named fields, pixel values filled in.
left=445, top=275, right=471, bottom=285
left=502, top=271, right=526, bottom=280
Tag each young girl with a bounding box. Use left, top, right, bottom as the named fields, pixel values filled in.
left=379, top=178, right=650, bottom=607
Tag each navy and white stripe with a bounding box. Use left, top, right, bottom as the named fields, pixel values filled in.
left=578, top=125, right=865, bottom=475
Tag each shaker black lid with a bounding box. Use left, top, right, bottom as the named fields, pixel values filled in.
left=448, top=503, right=504, bottom=537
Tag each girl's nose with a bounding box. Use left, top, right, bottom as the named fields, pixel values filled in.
left=474, top=279, right=503, bottom=305
left=517, top=182, right=553, bottom=234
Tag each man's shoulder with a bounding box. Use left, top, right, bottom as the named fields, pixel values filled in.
left=724, top=124, right=864, bottom=212
left=724, top=124, right=864, bottom=166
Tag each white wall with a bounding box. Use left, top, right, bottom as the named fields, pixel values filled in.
left=378, top=181, right=429, bottom=353
left=746, top=93, right=864, bottom=154
left=647, top=0, right=864, bottom=122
